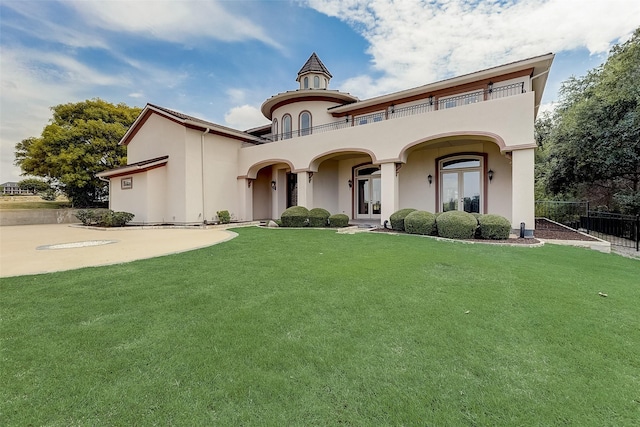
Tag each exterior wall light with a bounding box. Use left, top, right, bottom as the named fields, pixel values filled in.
left=427, top=174, right=433, bottom=185
left=488, top=81, right=493, bottom=93
left=271, top=181, right=277, bottom=190
left=308, top=172, right=313, bottom=182
left=348, top=179, right=353, bottom=188
left=488, top=169, right=494, bottom=182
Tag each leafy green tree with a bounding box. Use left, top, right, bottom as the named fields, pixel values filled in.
left=18, top=178, right=51, bottom=193
left=15, top=99, right=141, bottom=207
left=542, top=28, right=640, bottom=214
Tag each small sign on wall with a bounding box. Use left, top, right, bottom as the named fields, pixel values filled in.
left=121, top=177, right=133, bottom=190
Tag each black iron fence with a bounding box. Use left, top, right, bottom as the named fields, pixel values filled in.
left=535, top=200, right=639, bottom=251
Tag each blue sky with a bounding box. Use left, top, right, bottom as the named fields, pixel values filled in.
left=1, top=0, right=639, bottom=183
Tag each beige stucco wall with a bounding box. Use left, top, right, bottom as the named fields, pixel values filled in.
left=240, top=93, right=534, bottom=176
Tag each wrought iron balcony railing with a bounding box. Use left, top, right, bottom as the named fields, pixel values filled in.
left=261, top=82, right=525, bottom=142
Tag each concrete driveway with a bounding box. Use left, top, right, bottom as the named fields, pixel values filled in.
left=0, top=224, right=237, bottom=278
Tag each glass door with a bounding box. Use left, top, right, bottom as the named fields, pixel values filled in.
left=355, top=166, right=381, bottom=219
left=440, top=157, right=482, bottom=214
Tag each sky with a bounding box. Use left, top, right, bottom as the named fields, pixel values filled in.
left=1, top=0, right=639, bottom=184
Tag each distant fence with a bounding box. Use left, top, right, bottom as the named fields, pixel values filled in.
left=535, top=200, right=639, bottom=251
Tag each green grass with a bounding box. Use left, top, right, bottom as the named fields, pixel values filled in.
left=1, top=227, right=639, bottom=426
left=0, top=200, right=72, bottom=210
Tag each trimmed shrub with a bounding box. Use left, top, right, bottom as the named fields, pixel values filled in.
left=76, top=209, right=134, bottom=227
left=478, top=214, right=512, bottom=239
left=436, top=211, right=478, bottom=239
left=308, top=208, right=331, bottom=227
left=217, top=210, right=231, bottom=224
left=281, top=206, right=310, bottom=227
left=404, top=210, right=437, bottom=235
left=390, top=208, right=417, bottom=231
left=328, top=213, right=349, bottom=228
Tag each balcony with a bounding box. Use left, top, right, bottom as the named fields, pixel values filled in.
left=261, top=82, right=525, bottom=143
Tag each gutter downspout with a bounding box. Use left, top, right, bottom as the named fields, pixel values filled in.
left=201, top=128, right=210, bottom=224
left=98, top=176, right=111, bottom=210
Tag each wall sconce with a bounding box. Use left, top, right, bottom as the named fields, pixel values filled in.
left=429, top=95, right=434, bottom=105
left=488, top=81, right=493, bottom=93
left=308, top=172, right=314, bottom=183
left=348, top=179, right=353, bottom=188
left=390, top=104, right=395, bottom=114
left=271, top=181, right=276, bottom=190
left=427, top=174, right=433, bottom=185
left=488, top=169, right=494, bottom=182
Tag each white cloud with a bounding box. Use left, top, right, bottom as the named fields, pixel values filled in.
left=226, top=88, right=247, bottom=105
left=307, top=0, right=640, bottom=98
left=129, top=92, right=145, bottom=99
left=224, top=105, right=269, bottom=130
left=68, top=0, right=282, bottom=49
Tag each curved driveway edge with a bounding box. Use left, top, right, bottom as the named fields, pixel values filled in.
left=0, top=224, right=237, bottom=278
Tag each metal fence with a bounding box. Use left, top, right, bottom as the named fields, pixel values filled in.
left=535, top=200, right=639, bottom=251
left=583, top=211, right=639, bottom=251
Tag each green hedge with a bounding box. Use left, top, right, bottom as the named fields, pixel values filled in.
left=281, top=206, right=310, bottom=227
left=436, top=211, right=478, bottom=239
left=477, top=214, right=512, bottom=239
left=308, top=208, right=331, bottom=227
left=75, top=209, right=135, bottom=227
left=328, top=214, right=349, bottom=228
left=404, top=210, right=437, bottom=235
left=390, top=208, right=417, bottom=231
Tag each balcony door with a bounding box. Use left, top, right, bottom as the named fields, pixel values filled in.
left=355, top=166, right=381, bottom=219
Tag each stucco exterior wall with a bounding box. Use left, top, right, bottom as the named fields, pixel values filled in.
left=239, top=93, right=534, bottom=176
left=313, top=160, right=339, bottom=212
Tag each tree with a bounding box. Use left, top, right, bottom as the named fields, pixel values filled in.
left=541, top=28, right=640, bottom=214
left=15, top=99, right=141, bottom=207
left=18, top=178, right=51, bottom=193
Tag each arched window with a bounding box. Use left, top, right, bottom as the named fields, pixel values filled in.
left=299, top=111, right=311, bottom=136
left=314, top=76, right=320, bottom=88
left=272, top=118, right=278, bottom=141
left=439, top=155, right=484, bottom=214
left=282, top=114, right=292, bottom=139
left=303, top=77, right=309, bottom=89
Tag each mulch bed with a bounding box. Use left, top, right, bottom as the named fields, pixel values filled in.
left=367, top=218, right=598, bottom=245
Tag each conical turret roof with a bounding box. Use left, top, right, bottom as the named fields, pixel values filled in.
left=297, top=52, right=332, bottom=78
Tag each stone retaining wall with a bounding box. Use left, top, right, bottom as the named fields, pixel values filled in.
left=0, top=209, right=80, bottom=226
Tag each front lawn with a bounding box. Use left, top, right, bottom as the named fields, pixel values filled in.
left=1, top=227, right=638, bottom=425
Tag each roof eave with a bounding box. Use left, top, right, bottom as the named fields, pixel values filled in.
left=330, top=53, right=555, bottom=114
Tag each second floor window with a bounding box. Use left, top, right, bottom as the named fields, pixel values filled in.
left=299, top=111, right=311, bottom=136
left=314, top=76, right=320, bottom=88
left=272, top=118, right=278, bottom=141
left=282, top=114, right=292, bottom=139
left=304, top=77, right=309, bottom=89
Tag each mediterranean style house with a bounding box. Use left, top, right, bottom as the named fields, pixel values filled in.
left=98, top=52, right=554, bottom=236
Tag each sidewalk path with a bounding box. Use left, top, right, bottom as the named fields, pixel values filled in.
left=0, top=224, right=236, bottom=278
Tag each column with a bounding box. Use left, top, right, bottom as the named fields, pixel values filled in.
left=511, top=148, right=535, bottom=236
left=380, top=162, right=399, bottom=226
left=237, top=178, right=253, bottom=221
left=296, top=171, right=314, bottom=209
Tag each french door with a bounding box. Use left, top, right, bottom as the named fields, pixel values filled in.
left=440, top=157, right=482, bottom=213
left=355, top=166, right=381, bottom=219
